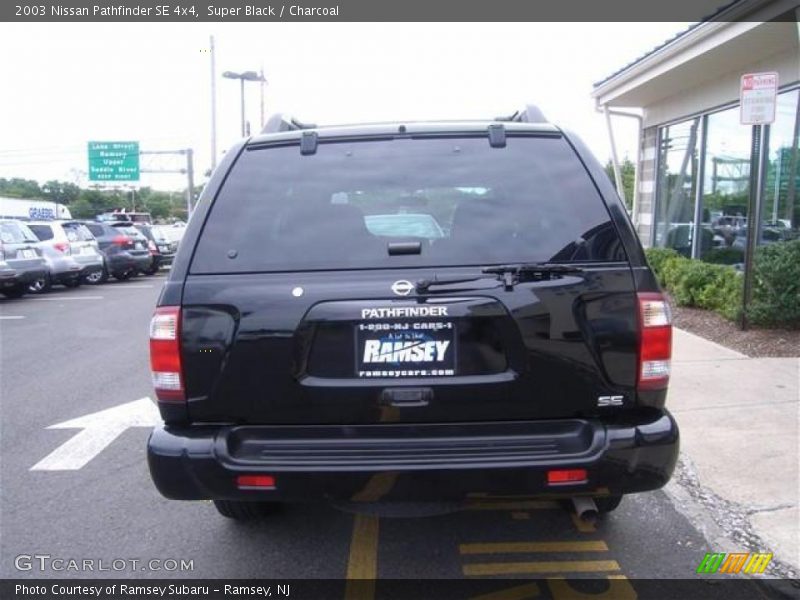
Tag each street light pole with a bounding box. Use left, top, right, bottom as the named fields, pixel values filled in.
left=239, top=78, right=246, bottom=137
left=222, top=70, right=267, bottom=139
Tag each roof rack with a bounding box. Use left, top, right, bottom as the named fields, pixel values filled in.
left=260, top=104, right=548, bottom=135
left=494, top=104, right=548, bottom=124
left=261, top=113, right=318, bottom=134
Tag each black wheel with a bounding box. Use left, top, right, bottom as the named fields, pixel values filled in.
left=83, top=268, right=108, bottom=285
left=62, top=278, right=81, bottom=288
left=114, top=270, right=132, bottom=281
left=144, top=265, right=160, bottom=276
left=594, top=495, right=623, bottom=513
left=1, top=286, right=27, bottom=299
left=27, top=274, right=51, bottom=294
left=213, top=499, right=282, bottom=520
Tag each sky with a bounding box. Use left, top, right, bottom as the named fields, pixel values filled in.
left=0, top=22, right=690, bottom=191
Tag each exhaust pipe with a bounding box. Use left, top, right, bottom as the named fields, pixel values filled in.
left=571, top=496, right=598, bottom=522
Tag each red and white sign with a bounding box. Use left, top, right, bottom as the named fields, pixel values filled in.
left=740, top=72, right=778, bottom=125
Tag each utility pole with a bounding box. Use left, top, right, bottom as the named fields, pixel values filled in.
left=185, top=148, right=195, bottom=218
left=210, top=35, right=217, bottom=171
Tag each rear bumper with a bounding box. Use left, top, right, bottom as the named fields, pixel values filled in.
left=148, top=411, right=679, bottom=501
left=107, top=253, right=151, bottom=273
left=0, top=266, right=47, bottom=287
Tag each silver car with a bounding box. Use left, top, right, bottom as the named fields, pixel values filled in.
left=26, top=221, right=104, bottom=292
left=0, top=220, right=48, bottom=298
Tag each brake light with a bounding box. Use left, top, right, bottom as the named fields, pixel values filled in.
left=112, top=235, right=131, bottom=246
left=237, top=475, right=276, bottom=489
left=547, top=469, right=588, bottom=485
left=149, top=306, right=184, bottom=403
left=148, top=240, right=157, bottom=253
left=637, top=292, right=672, bottom=391
left=54, top=241, right=71, bottom=255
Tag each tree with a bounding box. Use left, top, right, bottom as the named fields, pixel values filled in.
left=41, top=180, right=80, bottom=205
left=604, top=158, right=636, bottom=210
left=0, top=177, right=43, bottom=199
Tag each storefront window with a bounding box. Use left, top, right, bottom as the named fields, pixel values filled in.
left=655, top=117, right=702, bottom=256
left=762, top=89, right=800, bottom=249
left=700, top=106, right=753, bottom=261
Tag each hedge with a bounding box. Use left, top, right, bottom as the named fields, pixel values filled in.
left=644, top=240, right=800, bottom=328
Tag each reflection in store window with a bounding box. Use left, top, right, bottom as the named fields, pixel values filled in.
left=655, top=117, right=701, bottom=257
left=763, top=89, right=799, bottom=249
left=700, top=106, right=753, bottom=261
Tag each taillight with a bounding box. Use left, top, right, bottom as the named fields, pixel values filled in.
left=54, top=241, right=71, bottom=255
left=637, top=292, right=672, bottom=391
left=149, top=306, right=184, bottom=403
left=112, top=235, right=131, bottom=247
left=148, top=240, right=157, bottom=253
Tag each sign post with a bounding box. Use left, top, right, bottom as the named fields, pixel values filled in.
left=739, top=73, right=777, bottom=330
left=87, top=141, right=140, bottom=182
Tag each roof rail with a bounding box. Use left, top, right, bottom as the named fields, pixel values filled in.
left=495, top=104, right=548, bottom=124
left=261, top=113, right=318, bottom=134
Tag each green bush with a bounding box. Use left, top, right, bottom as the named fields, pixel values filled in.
left=749, top=240, right=800, bottom=328
left=645, top=241, right=799, bottom=328
left=703, top=246, right=744, bottom=265
left=644, top=247, right=681, bottom=286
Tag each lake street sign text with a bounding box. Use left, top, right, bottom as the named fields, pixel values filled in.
left=88, top=141, right=140, bottom=182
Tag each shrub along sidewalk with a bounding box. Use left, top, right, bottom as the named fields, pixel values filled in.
left=645, top=240, right=800, bottom=330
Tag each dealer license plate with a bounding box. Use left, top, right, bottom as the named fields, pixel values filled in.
left=356, top=321, right=456, bottom=378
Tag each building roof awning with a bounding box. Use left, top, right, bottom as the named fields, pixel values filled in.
left=592, top=0, right=800, bottom=109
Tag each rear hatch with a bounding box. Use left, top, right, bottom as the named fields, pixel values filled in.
left=0, top=221, right=44, bottom=272
left=62, top=222, right=101, bottom=264
left=113, top=225, right=151, bottom=259
left=180, top=133, right=638, bottom=425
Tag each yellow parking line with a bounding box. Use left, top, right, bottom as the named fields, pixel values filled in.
left=344, top=514, right=379, bottom=600
left=460, top=540, right=608, bottom=555
left=469, top=582, right=542, bottom=600
left=547, top=575, right=637, bottom=599
left=570, top=513, right=597, bottom=533
left=463, top=560, right=620, bottom=576
left=351, top=472, right=398, bottom=502
left=467, top=500, right=560, bottom=511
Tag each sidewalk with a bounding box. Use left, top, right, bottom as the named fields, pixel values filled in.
left=665, top=328, right=799, bottom=575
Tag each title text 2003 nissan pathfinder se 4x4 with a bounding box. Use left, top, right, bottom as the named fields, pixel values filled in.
left=147, top=107, right=678, bottom=520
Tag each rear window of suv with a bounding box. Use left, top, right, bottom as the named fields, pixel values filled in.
left=191, top=135, right=624, bottom=274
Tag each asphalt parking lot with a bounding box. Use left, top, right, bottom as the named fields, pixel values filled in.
left=0, top=279, right=786, bottom=597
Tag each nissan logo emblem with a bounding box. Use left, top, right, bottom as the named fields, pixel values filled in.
left=391, top=280, right=414, bottom=296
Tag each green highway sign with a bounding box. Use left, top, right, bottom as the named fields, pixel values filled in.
left=88, top=141, right=140, bottom=182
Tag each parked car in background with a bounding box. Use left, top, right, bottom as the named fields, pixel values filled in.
left=81, top=221, right=152, bottom=281
left=96, top=210, right=153, bottom=225
left=134, top=224, right=178, bottom=274
left=0, top=220, right=47, bottom=298
left=26, top=221, right=104, bottom=292
left=110, top=223, right=155, bottom=275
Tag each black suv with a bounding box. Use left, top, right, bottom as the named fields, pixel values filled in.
left=148, top=108, right=678, bottom=520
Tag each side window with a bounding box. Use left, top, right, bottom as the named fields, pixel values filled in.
left=86, top=224, right=103, bottom=237
left=28, top=225, right=54, bottom=241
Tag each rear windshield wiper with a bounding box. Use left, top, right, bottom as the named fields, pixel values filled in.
left=416, top=263, right=583, bottom=293
left=482, top=263, right=584, bottom=290
left=415, top=274, right=497, bottom=293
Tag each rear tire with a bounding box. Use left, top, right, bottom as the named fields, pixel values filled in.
left=114, top=270, right=132, bottom=281
left=27, top=274, right=52, bottom=294
left=83, top=268, right=108, bottom=285
left=594, top=495, right=623, bottom=513
left=213, top=499, right=282, bottom=520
